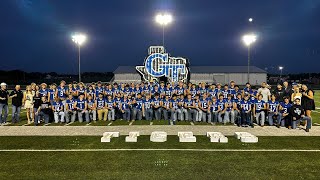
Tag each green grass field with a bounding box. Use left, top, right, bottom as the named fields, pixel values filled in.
left=0, top=136, right=320, bottom=179
left=3, top=90, right=320, bottom=126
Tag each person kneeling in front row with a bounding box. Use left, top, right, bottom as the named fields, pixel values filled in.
left=35, top=96, right=51, bottom=126
left=74, top=93, right=89, bottom=123
left=289, top=98, right=312, bottom=132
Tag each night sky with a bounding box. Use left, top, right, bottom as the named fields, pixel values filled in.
left=0, top=0, right=319, bottom=74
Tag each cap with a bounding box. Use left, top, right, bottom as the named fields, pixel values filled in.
left=292, top=82, right=297, bottom=86
left=0, top=82, right=7, bottom=86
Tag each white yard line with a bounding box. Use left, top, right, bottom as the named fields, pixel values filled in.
left=0, top=149, right=320, bottom=152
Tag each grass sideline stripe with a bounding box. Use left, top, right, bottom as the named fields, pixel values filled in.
left=1, top=149, right=320, bottom=152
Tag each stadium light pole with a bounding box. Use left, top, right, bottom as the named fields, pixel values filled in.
left=242, top=34, right=257, bottom=83
left=72, top=33, right=87, bottom=83
left=155, top=13, right=173, bottom=48
left=279, top=66, right=284, bottom=78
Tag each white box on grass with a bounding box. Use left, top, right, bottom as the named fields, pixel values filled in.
left=234, top=132, right=252, bottom=139
left=150, top=131, right=167, bottom=142
left=240, top=136, right=258, bottom=143
left=235, top=132, right=258, bottom=143
left=178, top=132, right=196, bottom=143
left=100, top=132, right=120, bottom=142
left=207, top=132, right=228, bottom=143
left=125, top=132, right=140, bottom=142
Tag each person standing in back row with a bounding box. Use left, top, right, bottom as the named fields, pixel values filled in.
left=0, top=82, right=9, bottom=125
left=257, top=82, right=271, bottom=102
left=9, top=85, right=24, bottom=124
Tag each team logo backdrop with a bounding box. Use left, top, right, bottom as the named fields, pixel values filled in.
left=136, top=46, right=189, bottom=82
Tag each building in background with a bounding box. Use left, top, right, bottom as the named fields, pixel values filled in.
left=113, top=66, right=267, bottom=85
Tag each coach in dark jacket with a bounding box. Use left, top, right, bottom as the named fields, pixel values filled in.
left=283, top=81, right=292, bottom=98
left=273, top=83, right=285, bottom=102
left=9, top=85, right=24, bottom=123
left=0, top=82, right=9, bottom=124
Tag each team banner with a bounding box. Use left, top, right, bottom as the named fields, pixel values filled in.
left=136, top=46, right=189, bottom=82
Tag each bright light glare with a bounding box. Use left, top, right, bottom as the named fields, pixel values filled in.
left=72, top=33, right=87, bottom=46
left=242, top=34, right=257, bottom=46
left=249, top=18, right=253, bottom=22
left=155, top=13, right=173, bottom=26
left=279, top=66, right=284, bottom=70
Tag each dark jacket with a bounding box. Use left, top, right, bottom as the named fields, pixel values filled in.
left=10, top=90, right=24, bottom=107
left=283, top=86, right=292, bottom=98
left=289, top=104, right=305, bottom=120
left=273, top=88, right=285, bottom=102
left=0, top=89, right=9, bottom=104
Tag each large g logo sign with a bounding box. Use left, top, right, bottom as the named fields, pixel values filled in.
left=145, top=53, right=168, bottom=77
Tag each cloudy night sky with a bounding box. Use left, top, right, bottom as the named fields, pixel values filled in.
left=0, top=0, right=319, bottom=74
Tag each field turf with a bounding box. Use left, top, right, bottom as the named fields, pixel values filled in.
left=0, top=136, right=320, bottom=179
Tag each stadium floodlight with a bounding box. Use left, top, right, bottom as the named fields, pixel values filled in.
left=279, top=66, right=284, bottom=78
left=72, top=33, right=87, bottom=82
left=249, top=18, right=253, bottom=22
left=242, top=34, right=257, bottom=83
left=155, top=13, right=173, bottom=48
left=242, top=34, right=256, bottom=46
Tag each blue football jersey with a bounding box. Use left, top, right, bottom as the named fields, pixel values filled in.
left=240, top=100, right=251, bottom=112
left=211, top=102, right=219, bottom=111
left=254, top=100, right=265, bottom=113
left=171, top=99, right=179, bottom=109
left=39, top=89, right=48, bottom=97
left=66, top=99, right=75, bottom=110
left=175, top=87, right=185, bottom=95
left=200, top=98, right=210, bottom=109
left=96, top=98, right=106, bottom=109
left=222, top=90, right=229, bottom=99
left=189, top=88, right=198, bottom=98
left=198, top=87, right=207, bottom=96
left=164, top=88, right=173, bottom=97
left=87, top=99, right=95, bottom=109
left=106, top=99, right=115, bottom=109
left=226, top=99, right=234, bottom=111
left=184, top=99, right=194, bottom=107
left=280, top=102, right=292, bottom=113
left=134, top=98, right=143, bottom=110
left=152, top=98, right=161, bottom=107
left=143, top=99, right=152, bottom=109
left=77, top=87, right=86, bottom=95
left=95, top=87, right=104, bottom=96
left=57, top=86, right=67, bottom=98
left=268, top=100, right=279, bottom=113
left=48, top=89, right=56, bottom=100
left=114, top=97, right=122, bottom=108
left=162, top=99, right=170, bottom=109
left=53, top=101, right=63, bottom=111
left=121, top=99, right=130, bottom=110
left=76, top=99, right=86, bottom=110
left=217, top=99, right=226, bottom=111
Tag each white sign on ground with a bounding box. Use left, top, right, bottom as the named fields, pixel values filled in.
left=234, top=132, right=258, bottom=143
left=178, top=132, right=196, bottom=142
left=101, top=132, right=120, bottom=142
left=125, top=132, right=140, bottom=142
left=150, top=131, right=167, bottom=142
left=206, top=132, right=228, bottom=143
